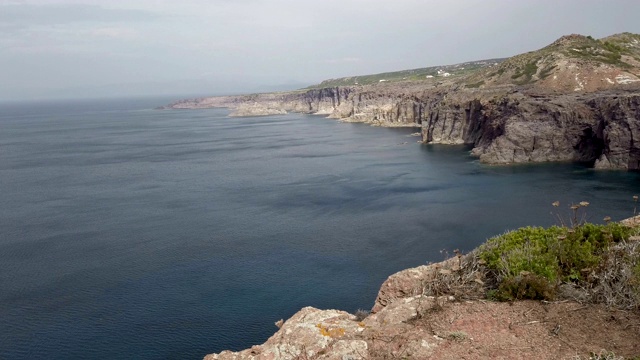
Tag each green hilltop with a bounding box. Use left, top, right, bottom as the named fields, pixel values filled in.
left=307, top=58, right=507, bottom=88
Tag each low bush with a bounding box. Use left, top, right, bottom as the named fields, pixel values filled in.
left=478, top=222, right=638, bottom=303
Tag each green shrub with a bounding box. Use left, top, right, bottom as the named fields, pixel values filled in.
left=511, top=61, right=539, bottom=84
left=496, top=273, right=556, bottom=301
left=480, top=226, right=563, bottom=280
left=478, top=223, right=635, bottom=300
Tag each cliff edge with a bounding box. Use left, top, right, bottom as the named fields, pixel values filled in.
left=204, top=219, right=640, bottom=359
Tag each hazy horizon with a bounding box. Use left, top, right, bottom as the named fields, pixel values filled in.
left=2, top=0, right=640, bottom=101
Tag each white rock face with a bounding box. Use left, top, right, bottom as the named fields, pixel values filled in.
left=204, top=307, right=368, bottom=360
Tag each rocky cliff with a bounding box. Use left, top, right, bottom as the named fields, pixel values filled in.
left=164, top=33, right=640, bottom=170
left=203, top=232, right=640, bottom=360
left=165, top=84, right=640, bottom=170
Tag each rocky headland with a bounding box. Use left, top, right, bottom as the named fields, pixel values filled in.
left=165, top=33, right=640, bottom=170
left=204, top=220, right=640, bottom=360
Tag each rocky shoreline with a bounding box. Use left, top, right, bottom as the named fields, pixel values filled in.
left=163, top=33, right=640, bottom=171
left=163, top=83, right=640, bottom=170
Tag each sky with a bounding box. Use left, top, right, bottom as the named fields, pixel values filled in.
left=1, top=0, right=640, bottom=101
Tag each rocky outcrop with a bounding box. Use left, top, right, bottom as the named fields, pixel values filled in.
left=204, top=307, right=369, bottom=360
left=204, top=293, right=452, bottom=359
left=371, top=257, right=460, bottom=313
left=204, top=295, right=453, bottom=360
left=203, top=255, right=485, bottom=360
left=461, top=90, right=640, bottom=169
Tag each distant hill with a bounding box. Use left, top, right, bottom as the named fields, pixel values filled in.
left=308, top=58, right=506, bottom=88
left=308, top=32, right=640, bottom=93
left=472, top=32, right=640, bottom=92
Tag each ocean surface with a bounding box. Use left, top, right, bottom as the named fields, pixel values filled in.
left=1, top=96, right=639, bottom=359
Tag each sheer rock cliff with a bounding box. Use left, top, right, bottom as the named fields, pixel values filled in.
left=165, top=85, right=640, bottom=170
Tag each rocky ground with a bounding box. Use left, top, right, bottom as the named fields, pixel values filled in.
left=204, top=256, right=640, bottom=360
left=202, top=220, right=640, bottom=359
left=204, top=301, right=640, bottom=360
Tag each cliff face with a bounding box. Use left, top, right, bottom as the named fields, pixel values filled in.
left=163, top=32, right=640, bottom=170
left=588, top=94, right=640, bottom=170
left=461, top=90, right=640, bottom=169
left=168, top=85, right=640, bottom=170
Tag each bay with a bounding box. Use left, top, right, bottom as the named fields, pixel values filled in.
left=1, top=97, right=639, bottom=359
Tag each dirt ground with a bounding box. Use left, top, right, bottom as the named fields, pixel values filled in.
left=417, top=300, right=640, bottom=360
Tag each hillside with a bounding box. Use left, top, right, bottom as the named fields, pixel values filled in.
left=306, top=33, right=640, bottom=92
left=309, top=58, right=506, bottom=88
left=473, top=33, right=640, bottom=91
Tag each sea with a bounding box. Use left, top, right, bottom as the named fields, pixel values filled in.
left=1, top=96, right=639, bottom=359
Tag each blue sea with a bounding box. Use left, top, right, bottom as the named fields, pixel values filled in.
left=1, top=96, right=639, bottom=359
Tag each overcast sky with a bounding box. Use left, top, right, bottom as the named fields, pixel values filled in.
left=2, top=0, right=640, bottom=100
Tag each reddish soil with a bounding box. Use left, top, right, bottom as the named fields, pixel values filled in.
left=420, top=300, right=640, bottom=359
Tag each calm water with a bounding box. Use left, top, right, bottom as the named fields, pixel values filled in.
left=1, top=97, right=639, bottom=359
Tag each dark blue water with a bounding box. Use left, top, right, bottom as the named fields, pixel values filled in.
left=1, top=97, right=639, bottom=359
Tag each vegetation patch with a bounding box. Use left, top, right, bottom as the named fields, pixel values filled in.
left=419, top=200, right=640, bottom=310
left=539, top=64, right=557, bottom=79
left=306, top=59, right=507, bottom=88
left=465, top=80, right=485, bottom=88
left=511, top=61, right=539, bottom=84
left=563, top=39, right=634, bottom=67
left=478, top=220, right=639, bottom=302
left=446, top=331, right=467, bottom=341
left=353, top=309, right=370, bottom=322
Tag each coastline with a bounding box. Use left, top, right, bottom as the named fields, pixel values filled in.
left=163, top=83, right=640, bottom=170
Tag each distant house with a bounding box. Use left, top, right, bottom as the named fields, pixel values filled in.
left=426, top=75, right=434, bottom=78
left=379, top=79, right=387, bottom=82
left=442, top=72, right=451, bottom=77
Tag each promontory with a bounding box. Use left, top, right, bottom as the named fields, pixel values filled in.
left=164, top=33, right=640, bottom=171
